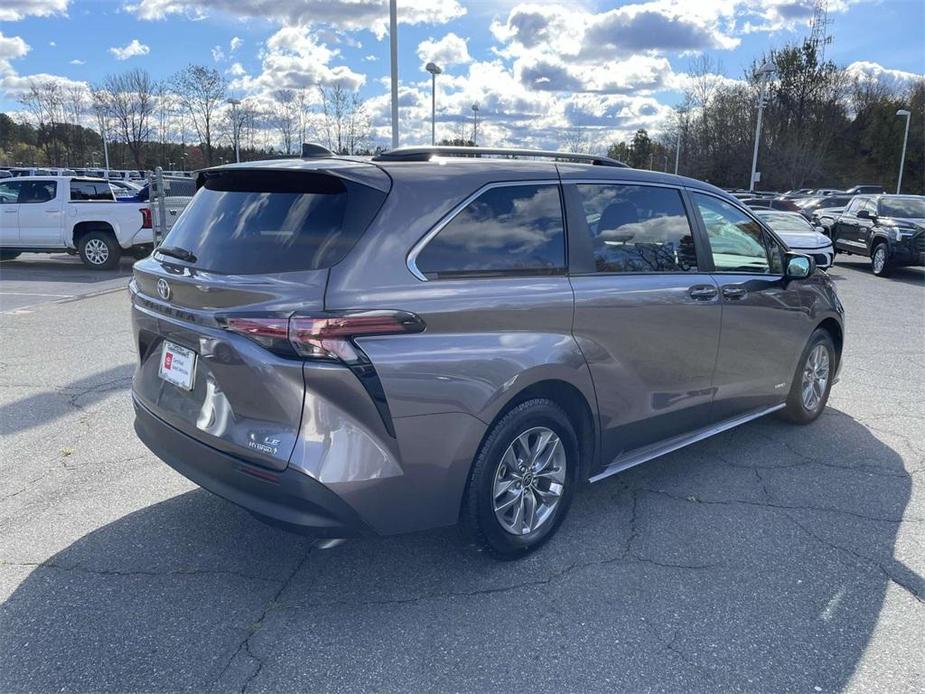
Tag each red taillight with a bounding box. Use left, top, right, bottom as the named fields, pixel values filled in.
left=140, top=207, right=152, bottom=229
left=222, top=311, right=424, bottom=362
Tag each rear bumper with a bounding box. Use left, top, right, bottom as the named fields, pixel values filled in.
left=134, top=396, right=372, bottom=538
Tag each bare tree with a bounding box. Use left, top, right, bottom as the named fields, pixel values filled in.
left=98, top=69, right=157, bottom=169
left=173, top=64, right=226, bottom=166
left=19, top=79, right=66, bottom=164
left=318, top=84, right=370, bottom=154
left=272, top=89, right=299, bottom=155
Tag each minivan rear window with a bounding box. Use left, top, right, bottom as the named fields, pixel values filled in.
left=160, top=171, right=386, bottom=274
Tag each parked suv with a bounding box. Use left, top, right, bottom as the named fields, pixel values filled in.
left=131, top=147, right=845, bottom=557
left=831, top=194, right=925, bottom=276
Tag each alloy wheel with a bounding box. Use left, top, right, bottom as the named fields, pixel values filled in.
left=84, top=238, right=110, bottom=265
left=492, top=426, right=566, bottom=536
left=872, top=246, right=886, bottom=274
left=801, top=344, right=830, bottom=412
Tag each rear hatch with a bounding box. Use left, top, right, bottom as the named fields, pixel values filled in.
left=130, top=163, right=390, bottom=471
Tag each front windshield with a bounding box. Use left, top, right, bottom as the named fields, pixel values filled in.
left=879, top=198, right=925, bottom=219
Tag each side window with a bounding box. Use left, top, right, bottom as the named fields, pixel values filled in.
left=0, top=181, right=22, bottom=204
left=414, top=184, right=566, bottom=279
left=574, top=184, right=698, bottom=273
left=19, top=181, right=57, bottom=204
left=693, top=193, right=774, bottom=274
left=844, top=198, right=863, bottom=215
left=79, top=181, right=114, bottom=201
left=863, top=198, right=878, bottom=215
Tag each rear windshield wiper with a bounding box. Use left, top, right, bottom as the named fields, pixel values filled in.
left=156, top=245, right=197, bottom=263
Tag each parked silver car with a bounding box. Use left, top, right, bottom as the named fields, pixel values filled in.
left=130, top=146, right=845, bottom=557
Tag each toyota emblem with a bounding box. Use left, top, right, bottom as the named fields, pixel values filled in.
left=156, top=278, right=171, bottom=301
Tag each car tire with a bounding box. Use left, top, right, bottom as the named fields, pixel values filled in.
left=870, top=242, right=892, bottom=277
left=779, top=329, right=836, bottom=425
left=462, top=398, right=579, bottom=559
left=78, top=231, right=121, bottom=270
left=0, top=251, right=21, bottom=261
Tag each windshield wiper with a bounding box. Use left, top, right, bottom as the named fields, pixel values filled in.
left=156, top=245, right=197, bottom=263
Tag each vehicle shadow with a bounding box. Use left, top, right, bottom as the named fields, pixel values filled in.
left=0, top=364, right=133, bottom=436
left=0, top=408, right=915, bottom=692
left=831, top=257, right=925, bottom=288
left=0, top=254, right=135, bottom=283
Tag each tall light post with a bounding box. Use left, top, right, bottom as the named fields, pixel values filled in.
left=896, top=109, right=911, bottom=194
left=227, top=98, right=241, bottom=163
left=425, top=62, right=442, bottom=146
left=389, top=0, right=399, bottom=149
left=674, top=106, right=687, bottom=175
left=471, top=103, right=479, bottom=145
left=748, top=61, right=776, bottom=191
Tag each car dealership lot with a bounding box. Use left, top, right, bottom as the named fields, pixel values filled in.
left=0, top=257, right=922, bottom=693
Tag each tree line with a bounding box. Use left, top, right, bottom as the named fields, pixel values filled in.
left=608, top=43, right=924, bottom=194
left=1, top=65, right=374, bottom=171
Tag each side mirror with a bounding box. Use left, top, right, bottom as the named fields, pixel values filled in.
left=786, top=253, right=815, bottom=279
left=856, top=209, right=875, bottom=221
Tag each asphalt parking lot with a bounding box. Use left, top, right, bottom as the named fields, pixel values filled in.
left=0, top=254, right=134, bottom=313
left=0, top=256, right=922, bottom=693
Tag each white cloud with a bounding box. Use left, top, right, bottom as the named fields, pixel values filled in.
left=229, top=36, right=243, bottom=52
left=0, top=33, right=31, bottom=71
left=0, top=0, right=69, bottom=22
left=227, top=62, right=246, bottom=77
left=211, top=45, right=225, bottom=62
left=109, top=39, right=150, bottom=61
left=49, top=41, right=56, bottom=47
left=229, top=26, right=365, bottom=97
left=846, top=61, right=924, bottom=90
left=364, top=54, right=378, bottom=62
left=69, top=58, right=85, bottom=65
left=127, top=0, right=465, bottom=38
left=416, top=33, right=471, bottom=69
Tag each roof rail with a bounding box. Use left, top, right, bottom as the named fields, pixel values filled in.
left=301, top=142, right=335, bottom=158
left=372, top=146, right=628, bottom=168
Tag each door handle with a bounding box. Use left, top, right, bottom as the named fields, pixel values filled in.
left=721, top=285, right=748, bottom=300
left=688, top=285, right=718, bottom=301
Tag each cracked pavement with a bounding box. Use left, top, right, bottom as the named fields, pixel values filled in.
left=0, top=256, right=923, bottom=693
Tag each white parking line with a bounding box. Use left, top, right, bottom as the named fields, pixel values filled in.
left=0, top=291, right=74, bottom=298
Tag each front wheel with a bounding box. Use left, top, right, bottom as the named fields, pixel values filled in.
left=779, top=329, right=836, bottom=424
left=78, top=231, right=121, bottom=270
left=871, top=243, right=892, bottom=277
left=462, top=399, right=578, bottom=559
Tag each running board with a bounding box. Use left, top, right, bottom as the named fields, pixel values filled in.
left=589, top=403, right=786, bottom=483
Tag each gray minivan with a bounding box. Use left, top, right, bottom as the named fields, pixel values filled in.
left=131, top=147, right=845, bottom=557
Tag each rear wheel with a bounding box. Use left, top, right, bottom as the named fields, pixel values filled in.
left=0, top=251, right=21, bottom=261
left=871, top=242, right=892, bottom=277
left=779, top=329, right=835, bottom=424
left=462, top=399, right=578, bottom=559
left=78, top=231, right=121, bottom=270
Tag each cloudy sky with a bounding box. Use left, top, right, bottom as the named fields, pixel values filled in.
left=1, top=0, right=923, bottom=149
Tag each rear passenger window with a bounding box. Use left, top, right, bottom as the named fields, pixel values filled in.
left=18, top=181, right=56, bottom=204
left=573, top=184, right=698, bottom=273
left=415, top=184, right=566, bottom=279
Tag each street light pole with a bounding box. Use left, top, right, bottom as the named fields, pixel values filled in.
left=227, top=98, right=241, bottom=163
left=749, top=61, right=776, bottom=192
left=472, top=103, right=479, bottom=145
left=425, top=62, right=442, bottom=146
left=896, top=109, right=911, bottom=194
left=674, top=107, right=686, bottom=175
left=389, top=0, right=399, bottom=149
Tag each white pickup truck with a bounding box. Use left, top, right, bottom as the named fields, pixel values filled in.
left=0, top=176, right=152, bottom=269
